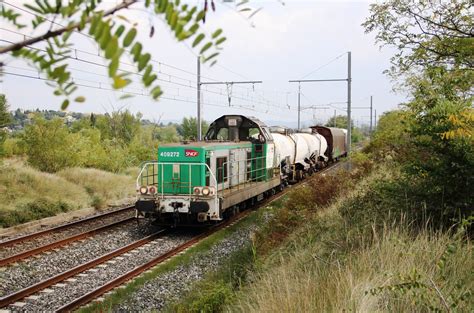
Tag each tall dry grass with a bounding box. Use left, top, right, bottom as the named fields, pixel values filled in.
left=229, top=164, right=473, bottom=313
left=0, top=159, right=137, bottom=227
left=230, top=206, right=473, bottom=312
left=57, top=167, right=135, bottom=208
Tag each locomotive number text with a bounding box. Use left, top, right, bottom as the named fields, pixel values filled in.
left=160, top=151, right=180, bottom=157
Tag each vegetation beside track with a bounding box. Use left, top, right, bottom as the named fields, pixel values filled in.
left=0, top=159, right=135, bottom=228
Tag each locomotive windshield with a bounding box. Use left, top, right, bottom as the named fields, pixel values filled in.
left=205, top=115, right=269, bottom=143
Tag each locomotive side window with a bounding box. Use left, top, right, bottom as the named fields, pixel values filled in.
left=216, top=157, right=228, bottom=184
left=205, top=157, right=210, bottom=186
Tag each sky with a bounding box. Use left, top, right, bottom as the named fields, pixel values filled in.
left=1, top=0, right=408, bottom=127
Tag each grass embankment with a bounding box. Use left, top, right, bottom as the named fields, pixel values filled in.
left=169, top=160, right=473, bottom=312
left=0, top=159, right=136, bottom=228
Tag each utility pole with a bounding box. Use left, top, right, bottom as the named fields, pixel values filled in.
left=334, top=109, right=336, bottom=127
left=347, top=51, right=352, bottom=157
left=297, top=83, right=301, bottom=129
left=289, top=51, right=352, bottom=147
left=197, top=57, right=202, bottom=141
left=370, top=95, right=373, bottom=133
left=196, top=57, right=262, bottom=141
left=375, top=109, right=377, bottom=130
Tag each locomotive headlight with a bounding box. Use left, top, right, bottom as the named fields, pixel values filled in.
left=139, top=186, right=148, bottom=194
left=202, top=186, right=210, bottom=196
left=148, top=186, right=157, bottom=195
left=193, top=187, right=201, bottom=195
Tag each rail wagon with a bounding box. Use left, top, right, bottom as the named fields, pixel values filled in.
left=310, top=126, right=347, bottom=161
left=136, top=115, right=281, bottom=225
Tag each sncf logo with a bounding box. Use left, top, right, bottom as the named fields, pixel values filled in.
left=185, top=149, right=199, bottom=157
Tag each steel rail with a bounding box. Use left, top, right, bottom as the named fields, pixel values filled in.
left=0, top=229, right=168, bottom=308
left=0, top=217, right=135, bottom=267
left=55, top=212, right=252, bottom=312
left=0, top=206, right=135, bottom=248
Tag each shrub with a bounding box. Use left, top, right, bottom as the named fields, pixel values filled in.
left=22, top=117, right=79, bottom=172
left=0, top=198, right=72, bottom=228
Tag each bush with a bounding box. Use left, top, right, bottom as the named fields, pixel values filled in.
left=2, top=137, right=26, bottom=157
left=22, top=117, right=79, bottom=172
left=0, top=198, right=72, bottom=227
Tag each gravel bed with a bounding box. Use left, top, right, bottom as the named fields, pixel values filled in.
left=11, top=232, right=195, bottom=312
left=0, top=208, right=135, bottom=259
left=0, top=219, right=158, bottom=297
left=114, top=224, right=257, bottom=312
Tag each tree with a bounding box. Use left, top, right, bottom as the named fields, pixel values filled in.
left=0, top=94, right=11, bottom=128
left=0, top=94, right=12, bottom=157
left=325, top=115, right=364, bottom=143
left=0, top=0, right=231, bottom=109
left=325, top=115, right=349, bottom=129
left=363, top=0, right=474, bottom=226
left=363, top=0, right=473, bottom=76
left=22, top=117, right=79, bottom=172
left=177, top=117, right=209, bottom=140
left=95, top=110, right=142, bottom=145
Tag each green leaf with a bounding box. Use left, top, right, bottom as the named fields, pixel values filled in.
left=88, top=14, right=100, bottom=35
left=74, top=96, right=86, bottom=103
left=195, top=10, right=205, bottom=22
left=105, top=36, right=118, bottom=59
left=99, top=22, right=111, bottom=50
left=144, top=74, right=157, bottom=87
left=151, top=86, right=163, bottom=99
left=143, top=65, right=152, bottom=80
left=123, top=28, right=137, bottom=47
left=192, top=33, right=205, bottom=47
left=93, top=20, right=105, bottom=41
left=204, top=52, right=219, bottom=62
left=188, top=23, right=199, bottom=34
left=212, top=29, right=223, bottom=39
left=113, top=76, right=129, bottom=89
left=215, top=37, right=227, bottom=45
left=131, top=42, right=143, bottom=62
left=120, top=94, right=134, bottom=100
left=169, top=11, right=178, bottom=29
left=158, top=0, right=168, bottom=13
left=138, top=53, right=151, bottom=72
left=109, top=58, right=119, bottom=77
left=200, top=42, right=212, bottom=54
left=61, top=99, right=70, bottom=110
left=115, top=25, right=125, bottom=37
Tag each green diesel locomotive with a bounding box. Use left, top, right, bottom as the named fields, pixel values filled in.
left=136, top=115, right=281, bottom=225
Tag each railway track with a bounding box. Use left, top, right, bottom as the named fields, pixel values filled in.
left=0, top=206, right=135, bottom=265
left=0, top=163, right=343, bottom=311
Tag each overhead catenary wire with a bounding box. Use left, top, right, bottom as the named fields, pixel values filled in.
left=2, top=69, right=287, bottom=118
left=0, top=34, right=289, bottom=112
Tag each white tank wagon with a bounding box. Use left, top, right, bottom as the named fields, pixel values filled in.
left=297, top=129, right=328, bottom=170
left=291, top=133, right=312, bottom=169
left=270, top=127, right=318, bottom=183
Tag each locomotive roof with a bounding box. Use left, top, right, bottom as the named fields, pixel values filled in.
left=207, top=115, right=267, bottom=129
left=159, top=140, right=252, bottom=148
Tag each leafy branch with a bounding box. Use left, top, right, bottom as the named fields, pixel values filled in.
left=0, top=0, right=227, bottom=109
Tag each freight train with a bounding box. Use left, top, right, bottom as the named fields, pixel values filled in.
left=135, top=115, right=347, bottom=225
